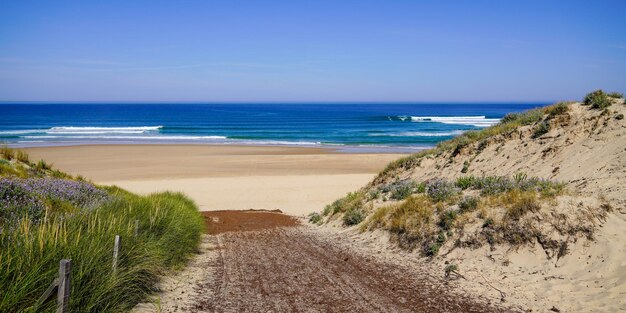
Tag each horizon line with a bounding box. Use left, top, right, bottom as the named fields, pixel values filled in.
left=0, top=100, right=556, bottom=105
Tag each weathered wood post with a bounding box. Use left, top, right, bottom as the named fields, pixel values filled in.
left=113, top=235, right=121, bottom=273
left=57, top=259, right=71, bottom=313
left=134, top=219, right=139, bottom=237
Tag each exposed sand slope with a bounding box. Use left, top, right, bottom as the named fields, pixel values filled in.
left=24, top=145, right=404, bottom=216
left=339, top=102, right=626, bottom=312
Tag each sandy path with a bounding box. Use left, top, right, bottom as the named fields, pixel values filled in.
left=134, top=211, right=507, bottom=313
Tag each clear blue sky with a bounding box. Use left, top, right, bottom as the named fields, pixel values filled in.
left=1, top=0, right=624, bottom=102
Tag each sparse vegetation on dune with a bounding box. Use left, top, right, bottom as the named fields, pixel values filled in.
left=323, top=172, right=609, bottom=259
left=0, top=146, right=71, bottom=179
left=0, top=149, right=204, bottom=312
left=583, top=89, right=623, bottom=110
left=363, top=175, right=575, bottom=255
left=373, top=93, right=622, bottom=185
left=315, top=90, right=621, bottom=260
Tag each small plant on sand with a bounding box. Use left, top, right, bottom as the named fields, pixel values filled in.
left=503, top=190, right=541, bottom=220
left=426, top=232, right=447, bottom=256
left=607, top=92, right=624, bottom=98
left=15, top=150, right=29, bottom=163
left=368, top=190, right=381, bottom=200
left=455, top=175, right=477, bottom=190
left=380, top=179, right=421, bottom=200
left=343, top=207, right=365, bottom=226
left=323, top=191, right=364, bottom=216
left=532, top=121, right=550, bottom=138
left=458, top=196, right=479, bottom=213
left=583, top=90, right=612, bottom=109
left=35, top=159, right=52, bottom=171
left=426, top=179, right=460, bottom=202
left=546, top=101, right=571, bottom=118
left=308, top=212, right=322, bottom=225
left=444, top=263, right=459, bottom=278
left=1, top=145, right=14, bottom=160
left=438, top=210, right=458, bottom=231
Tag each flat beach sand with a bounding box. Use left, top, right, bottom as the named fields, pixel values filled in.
left=24, top=145, right=405, bottom=216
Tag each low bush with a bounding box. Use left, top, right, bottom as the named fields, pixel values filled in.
left=532, top=121, right=550, bottom=138
left=546, top=101, right=571, bottom=118
left=323, top=191, right=364, bottom=216
left=438, top=210, right=458, bottom=231
left=426, top=179, right=460, bottom=202
left=583, top=90, right=612, bottom=109
left=380, top=179, right=419, bottom=200
left=607, top=92, right=624, bottom=98
left=0, top=178, right=110, bottom=225
left=343, top=207, right=365, bottom=226
left=458, top=196, right=479, bottom=213
left=455, top=176, right=477, bottom=190
left=308, top=212, right=322, bottom=225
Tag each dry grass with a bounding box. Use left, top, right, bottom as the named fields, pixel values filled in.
left=1, top=145, right=15, bottom=160
left=363, top=195, right=435, bottom=249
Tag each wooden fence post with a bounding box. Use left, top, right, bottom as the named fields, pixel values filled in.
left=57, top=259, right=71, bottom=313
left=113, top=235, right=121, bottom=273
left=134, top=220, right=139, bottom=237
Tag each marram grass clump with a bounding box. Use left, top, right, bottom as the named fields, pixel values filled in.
left=328, top=174, right=572, bottom=256
left=0, top=160, right=204, bottom=312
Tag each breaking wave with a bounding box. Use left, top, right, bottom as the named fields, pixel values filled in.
left=409, top=116, right=500, bottom=127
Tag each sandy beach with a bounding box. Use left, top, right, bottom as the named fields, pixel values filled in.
left=24, top=145, right=405, bottom=216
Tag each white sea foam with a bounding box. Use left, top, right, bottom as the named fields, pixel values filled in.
left=0, top=129, right=47, bottom=135
left=47, top=126, right=163, bottom=134
left=369, top=130, right=464, bottom=137
left=22, top=135, right=227, bottom=140
left=18, top=135, right=321, bottom=146
left=410, top=116, right=500, bottom=127
left=0, top=126, right=164, bottom=135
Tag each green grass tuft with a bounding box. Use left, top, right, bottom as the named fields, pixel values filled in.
left=0, top=172, right=203, bottom=312
left=343, top=207, right=365, bottom=226
left=308, top=212, right=322, bottom=225
left=583, top=89, right=612, bottom=109
left=532, top=121, right=551, bottom=138
left=1, top=145, right=15, bottom=160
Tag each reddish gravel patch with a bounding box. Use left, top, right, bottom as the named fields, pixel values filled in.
left=202, top=210, right=299, bottom=234
left=188, top=210, right=507, bottom=312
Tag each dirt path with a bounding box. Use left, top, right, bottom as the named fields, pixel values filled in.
left=135, top=211, right=508, bottom=312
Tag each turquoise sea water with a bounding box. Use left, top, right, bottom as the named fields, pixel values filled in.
left=0, top=103, right=543, bottom=152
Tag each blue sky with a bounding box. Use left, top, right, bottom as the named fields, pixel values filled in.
left=0, top=0, right=624, bottom=102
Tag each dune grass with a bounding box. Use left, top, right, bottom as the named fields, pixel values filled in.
left=357, top=174, right=566, bottom=255
left=373, top=102, right=571, bottom=182
left=0, top=152, right=204, bottom=312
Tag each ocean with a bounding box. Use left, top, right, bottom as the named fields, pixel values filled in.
left=0, top=103, right=543, bottom=152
